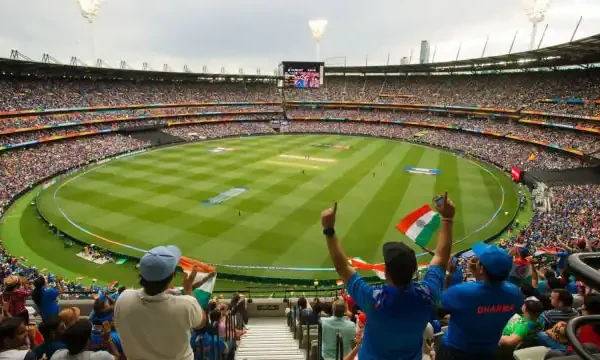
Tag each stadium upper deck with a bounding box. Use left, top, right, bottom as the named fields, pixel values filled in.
left=2, top=33, right=600, bottom=81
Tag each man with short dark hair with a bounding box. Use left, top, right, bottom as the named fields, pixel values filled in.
left=437, top=243, right=524, bottom=360
left=320, top=300, right=356, bottom=360
left=541, top=289, right=579, bottom=329
left=296, top=297, right=318, bottom=325
left=115, top=245, right=205, bottom=360
left=321, top=194, right=455, bottom=360
left=500, top=297, right=544, bottom=348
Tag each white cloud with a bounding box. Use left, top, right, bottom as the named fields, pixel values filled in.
left=0, top=0, right=598, bottom=73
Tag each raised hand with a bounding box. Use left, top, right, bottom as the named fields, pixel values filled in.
left=182, top=266, right=199, bottom=295
left=435, top=192, right=455, bottom=219
left=321, top=202, right=337, bottom=229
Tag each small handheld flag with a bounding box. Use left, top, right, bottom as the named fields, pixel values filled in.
left=180, top=256, right=217, bottom=308
left=396, top=204, right=441, bottom=247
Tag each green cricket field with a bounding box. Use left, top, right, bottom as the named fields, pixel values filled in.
left=1, top=134, right=520, bottom=289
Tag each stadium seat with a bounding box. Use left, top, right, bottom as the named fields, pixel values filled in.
left=300, top=328, right=318, bottom=350
left=512, top=346, right=550, bottom=360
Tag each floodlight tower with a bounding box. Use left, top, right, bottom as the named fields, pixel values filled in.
left=309, top=19, right=328, bottom=61
left=523, top=0, right=550, bottom=50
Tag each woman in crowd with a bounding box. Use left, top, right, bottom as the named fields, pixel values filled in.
left=2, top=276, right=36, bottom=347
left=58, top=308, right=80, bottom=329
left=2, top=276, right=31, bottom=321
left=89, top=294, right=115, bottom=324
left=0, top=318, right=36, bottom=360
left=50, top=319, right=115, bottom=360
left=32, top=277, right=61, bottom=321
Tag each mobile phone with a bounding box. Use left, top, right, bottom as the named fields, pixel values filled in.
left=434, top=194, right=444, bottom=207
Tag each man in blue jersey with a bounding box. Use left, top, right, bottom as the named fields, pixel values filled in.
left=321, top=193, right=455, bottom=360
left=437, top=242, right=524, bottom=360
left=295, top=74, right=306, bottom=88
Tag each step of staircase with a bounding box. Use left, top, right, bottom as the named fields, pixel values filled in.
left=235, top=319, right=305, bottom=360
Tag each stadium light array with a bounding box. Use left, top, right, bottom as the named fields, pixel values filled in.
left=309, top=19, right=328, bottom=61
left=523, top=0, right=551, bottom=50
left=77, top=0, right=105, bottom=23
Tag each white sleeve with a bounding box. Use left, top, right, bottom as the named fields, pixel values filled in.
left=91, top=351, right=115, bottom=360
left=184, top=295, right=204, bottom=329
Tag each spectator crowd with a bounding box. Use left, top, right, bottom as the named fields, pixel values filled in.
left=0, top=69, right=599, bottom=359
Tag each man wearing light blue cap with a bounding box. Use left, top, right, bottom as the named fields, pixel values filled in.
left=115, top=246, right=205, bottom=360
left=436, top=242, right=524, bottom=360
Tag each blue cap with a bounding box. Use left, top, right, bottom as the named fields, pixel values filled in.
left=140, top=245, right=181, bottom=281
left=472, top=242, right=513, bottom=278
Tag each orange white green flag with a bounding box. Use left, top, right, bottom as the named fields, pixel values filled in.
left=179, top=256, right=216, bottom=307
left=396, top=204, right=441, bottom=247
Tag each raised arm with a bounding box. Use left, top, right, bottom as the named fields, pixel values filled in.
left=429, top=193, right=455, bottom=270
left=531, top=259, right=539, bottom=289
left=322, top=203, right=356, bottom=283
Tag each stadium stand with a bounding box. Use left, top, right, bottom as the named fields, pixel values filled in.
left=1, top=34, right=600, bottom=359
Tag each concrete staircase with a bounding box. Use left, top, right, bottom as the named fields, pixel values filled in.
left=235, top=318, right=305, bottom=360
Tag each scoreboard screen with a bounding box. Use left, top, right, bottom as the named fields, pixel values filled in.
left=280, top=61, right=324, bottom=88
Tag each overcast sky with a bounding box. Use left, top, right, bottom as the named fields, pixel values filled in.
left=1, top=0, right=599, bottom=74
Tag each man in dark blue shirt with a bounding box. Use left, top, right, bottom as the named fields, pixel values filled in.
left=321, top=194, right=455, bottom=360
left=437, top=242, right=524, bottom=360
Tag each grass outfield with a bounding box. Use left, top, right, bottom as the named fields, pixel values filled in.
left=3, top=134, right=521, bottom=288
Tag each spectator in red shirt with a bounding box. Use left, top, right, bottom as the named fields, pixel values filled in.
left=2, top=276, right=31, bottom=323
left=571, top=293, right=600, bottom=350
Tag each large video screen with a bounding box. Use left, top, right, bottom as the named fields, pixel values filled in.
left=281, top=61, right=324, bottom=88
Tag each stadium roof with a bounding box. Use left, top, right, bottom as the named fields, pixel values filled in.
left=0, top=57, right=277, bottom=81
left=325, top=33, right=600, bottom=74
left=1, top=33, right=600, bottom=80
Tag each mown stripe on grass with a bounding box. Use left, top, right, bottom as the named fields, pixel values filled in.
left=218, top=139, right=396, bottom=266
left=435, top=151, right=466, bottom=241
left=272, top=140, right=412, bottom=271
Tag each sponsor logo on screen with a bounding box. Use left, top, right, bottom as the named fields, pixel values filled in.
left=405, top=167, right=441, bottom=176
left=203, top=187, right=247, bottom=205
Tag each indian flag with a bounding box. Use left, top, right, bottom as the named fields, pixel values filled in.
left=336, top=279, right=344, bottom=287
left=508, top=257, right=532, bottom=286
left=348, top=257, right=386, bottom=280
left=179, top=256, right=216, bottom=308
left=396, top=204, right=441, bottom=247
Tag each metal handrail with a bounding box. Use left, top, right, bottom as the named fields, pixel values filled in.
left=335, top=332, right=343, bottom=360
left=566, top=315, right=600, bottom=360
left=567, top=253, right=600, bottom=290
left=318, top=322, right=323, bottom=360
left=564, top=254, right=600, bottom=360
